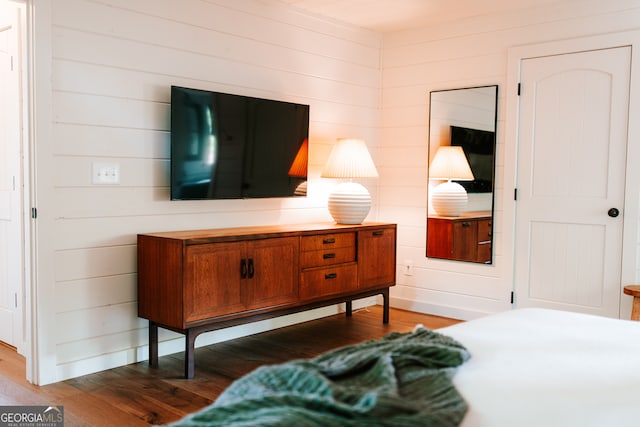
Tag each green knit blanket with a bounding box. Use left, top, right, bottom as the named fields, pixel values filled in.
left=168, top=327, right=470, bottom=427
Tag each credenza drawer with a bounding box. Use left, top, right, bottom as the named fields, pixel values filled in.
left=300, top=263, right=358, bottom=299
left=300, top=232, right=355, bottom=251
left=300, top=246, right=355, bottom=268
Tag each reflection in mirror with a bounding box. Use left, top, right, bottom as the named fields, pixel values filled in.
left=426, top=85, right=498, bottom=264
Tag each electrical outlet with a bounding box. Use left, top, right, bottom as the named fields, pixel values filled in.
left=403, top=259, right=414, bottom=276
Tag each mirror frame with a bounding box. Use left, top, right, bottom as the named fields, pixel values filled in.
left=426, top=85, right=498, bottom=264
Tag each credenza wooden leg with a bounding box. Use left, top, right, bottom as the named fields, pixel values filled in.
left=149, top=321, right=158, bottom=368
left=345, top=301, right=353, bottom=317
left=185, top=329, right=196, bottom=379
left=382, top=289, right=390, bottom=324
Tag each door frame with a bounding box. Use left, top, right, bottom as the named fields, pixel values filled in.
left=2, top=0, right=35, bottom=382
left=0, top=0, right=22, bottom=350
left=505, top=31, right=640, bottom=319
left=21, top=0, right=35, bottom=383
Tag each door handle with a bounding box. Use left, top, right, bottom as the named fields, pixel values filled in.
left=248, top=258, right=255, bottom=278
left=608, top=208, right=620, bottom=218
left=240, top=259, right=247, bottom=278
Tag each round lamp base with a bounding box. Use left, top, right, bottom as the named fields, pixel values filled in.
left=327, top=182, right=371, bottom=224
left=431, top=181, right=468, bottom=216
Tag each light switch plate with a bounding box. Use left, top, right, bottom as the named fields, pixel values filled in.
left=92, top=162, right=120, bottom=184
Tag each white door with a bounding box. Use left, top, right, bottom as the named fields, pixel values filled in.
left=514, top=46, right=630, bottom=318
left=0, top=2, right=23, bottom=347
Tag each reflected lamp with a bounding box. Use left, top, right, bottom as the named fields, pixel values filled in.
left=429, top=146, right=474, bottom=216
left=288, top=138, right=309, bottom=195
left=321, top=138, right=378, bottom=224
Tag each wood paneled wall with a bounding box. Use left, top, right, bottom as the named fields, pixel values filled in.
left=35, top=0, right=382, bottom=384
left=378, top=0, right=640, bottom=319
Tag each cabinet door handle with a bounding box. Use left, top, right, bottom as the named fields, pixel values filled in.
left=325, top=273, right=337, bottom=279
left=462, top=222, right=471, bottom=227
left=248, top=258, right=255, bottom=279
left=323, top=253, right=336, bottom=259
left=372, top=230, right=384, bottom=236
left=240, top=259, right=247, bottom=278
left=323, top=238, right=335, bottom=244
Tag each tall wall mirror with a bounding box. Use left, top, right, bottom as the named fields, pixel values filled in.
left=426, top=85, right=498, bottom=264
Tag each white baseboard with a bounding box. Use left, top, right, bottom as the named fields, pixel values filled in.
left=389, top=296, right=496, bottom=321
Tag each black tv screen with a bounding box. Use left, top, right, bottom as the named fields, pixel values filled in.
left=170, top=86, right=309, bottom=200
left=450, top=125, right=495, bottom=193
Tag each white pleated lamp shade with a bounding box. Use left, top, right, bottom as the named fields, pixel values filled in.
left=321, top=138, right=379, bottom=179
left=321, top=138, right=379, bottom=224
left=429, top=146, right=474, bottom=181
left=429, top=146, right=474, bottom=217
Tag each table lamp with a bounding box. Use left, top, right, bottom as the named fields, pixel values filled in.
left=321, top=138, right=378, bottom=224
left=429, top=145, right=474, bottom=216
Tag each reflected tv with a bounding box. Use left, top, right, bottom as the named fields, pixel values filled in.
left=450, top=125, right=495, bottom=193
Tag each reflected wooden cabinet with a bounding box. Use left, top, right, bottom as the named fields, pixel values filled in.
left=427, top=212, right=492, bottom=263
left=138, top=222, right=396, bottom=378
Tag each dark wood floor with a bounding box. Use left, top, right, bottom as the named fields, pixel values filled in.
left=0, top=306, right=461, bottom=426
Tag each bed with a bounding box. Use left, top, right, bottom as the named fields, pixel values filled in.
left=167, top=308, right=640, bottom=426
left=440, top=308, right=640, bottom=427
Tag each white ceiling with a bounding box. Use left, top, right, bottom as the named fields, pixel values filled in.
left=275, top=0, right=569, bottom=32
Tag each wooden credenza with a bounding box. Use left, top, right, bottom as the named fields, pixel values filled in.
left=427, top=212, right=492, bottom=263
left=137, top=222, right=396, bottom=378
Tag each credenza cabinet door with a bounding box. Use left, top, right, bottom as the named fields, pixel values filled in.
left=184, top=237, right=300, bottom=323
left=358, top=228, right=396, bottom=289
left=185, top=242, right=246, bottom=322
left=245, top=237, right=299, bottom=310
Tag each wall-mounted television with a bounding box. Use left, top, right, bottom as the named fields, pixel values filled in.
left=170, top=86, right=309, bottom=200
left=450, top=125, right=495, bottom=193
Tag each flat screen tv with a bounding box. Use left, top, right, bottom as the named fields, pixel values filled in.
left=170, top=86, right=310, bottom=200
left=450, top=125, right=495, bottom=193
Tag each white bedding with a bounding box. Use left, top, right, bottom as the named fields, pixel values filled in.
left=439, top=308, right=640, bottom=427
